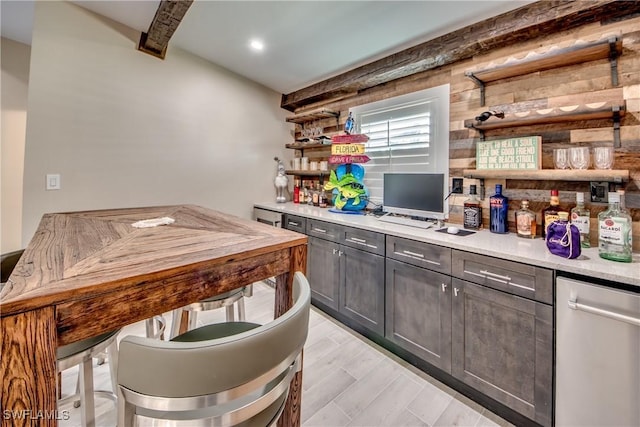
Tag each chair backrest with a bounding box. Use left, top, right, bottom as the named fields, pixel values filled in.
left=1, top=249, right=24, bottom=283
left=118, top=271, right=311, bottom=399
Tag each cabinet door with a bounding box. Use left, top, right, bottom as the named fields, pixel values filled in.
left=451, top=279, right=552, bottom=426
left=307, top=236, right=340, bottom=310
left=339, top=245, right=385, bottom=336
left=385, top=259, right=452, bottom=373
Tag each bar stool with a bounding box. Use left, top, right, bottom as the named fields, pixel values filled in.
left=169, top=285, right=252, bottom=339
left=2, top=250, right=120, bottom=427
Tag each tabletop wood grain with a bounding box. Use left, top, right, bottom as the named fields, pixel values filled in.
left=1, top=205, right=306, bottom=317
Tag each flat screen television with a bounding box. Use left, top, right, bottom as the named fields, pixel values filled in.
left=382, top=173, right=447, bottom=220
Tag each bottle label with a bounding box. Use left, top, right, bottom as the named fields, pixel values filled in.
left=489, top=196, right=508, bottom=233
left=571, top=214, right=590, bottom=233
left=464, top=206, right=481, bottom=229
left=599, top=217, right=626, bottom=244
left=516, top=213, right=532, bottom=236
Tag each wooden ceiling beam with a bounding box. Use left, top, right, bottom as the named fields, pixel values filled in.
left=280, top=0, right=640, bottom=112
left=138, top=0, right=193, bottom=59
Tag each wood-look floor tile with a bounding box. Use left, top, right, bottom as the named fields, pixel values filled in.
left=301, top=368, right=357, bottom=423
left=433, top=398, right=483, bottom=427
left=407, top=380, right=455, bottom=426
left=303, top=401, right=351, bottom=427
left=332, top=357, right=402, bottom=419
left=347, top=373, right=424, bottom=426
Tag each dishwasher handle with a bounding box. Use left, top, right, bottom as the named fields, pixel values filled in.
left=568, top=298, right=640, bottom=327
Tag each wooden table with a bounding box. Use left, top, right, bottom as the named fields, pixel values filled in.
left=0, top=205, right=307, bottom=426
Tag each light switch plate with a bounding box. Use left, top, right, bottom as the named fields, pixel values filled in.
left=590, top=181, right=608, bottom=203
left=46, top=174, right=61, bottom=190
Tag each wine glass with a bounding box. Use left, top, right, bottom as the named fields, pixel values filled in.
left=593, top=146, right=613, bottom=169
left=569, top=147, right=590, bottom=170
left=553, top=149, right=569, bottom=170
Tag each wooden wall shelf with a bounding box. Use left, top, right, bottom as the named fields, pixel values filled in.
left=285, top=143, right=330, bottom=150
left=465, top=37, right=622, bottom=106
left=285, top=108, right=339, bottom=124
left=462, top=169, right=629, bottom=183
left=285, top=170, right=331, bottom=177
left=465, top=100, right=626, bottom=146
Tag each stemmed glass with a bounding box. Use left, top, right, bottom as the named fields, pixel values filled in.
left=593, top=146, right=614, bottom=169
left=569, top=147, right=590, bottom=170
left=553, top=149, right=569, bottom=170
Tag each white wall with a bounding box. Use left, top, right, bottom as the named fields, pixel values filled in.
left=22, top=1, right=292, bottom=245
left=1, top=37, right=30, bottom=253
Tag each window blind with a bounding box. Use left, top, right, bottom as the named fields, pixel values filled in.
left=358, top=101, right=433, bottom=204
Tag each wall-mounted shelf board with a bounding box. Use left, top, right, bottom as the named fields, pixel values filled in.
left=462, top=169, right=629, bottom=183
left=465, top=37, right=622, bottom=106
left=285, top=170, right=331, bottom=177
left=285, top=143, right=330, bottom=150
left=464, top=100, right=626, bottom=146
left=285, top=108, right=339, bottom=124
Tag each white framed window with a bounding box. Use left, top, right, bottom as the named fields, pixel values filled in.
left=351, top=84, right=450, bottom=206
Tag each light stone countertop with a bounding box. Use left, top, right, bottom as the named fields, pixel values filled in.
left=255, top=202, right=640, bottom=288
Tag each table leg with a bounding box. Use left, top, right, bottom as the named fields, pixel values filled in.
left=276, top=244, right=307, bottom=427
left=1, top=307, right=58, bottom=427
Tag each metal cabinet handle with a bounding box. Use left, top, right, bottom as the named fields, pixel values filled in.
left=332, top=249, right=338, bottom=255
left=312, top=228, right=327, bottom=233
left=346, top=237, right=378, bottom=249
left=349, top=237, right=367, bottom=243
left=442, top=283, right=447, bottom=292
left=394, top=250, right=441, bottom=266
left=479, top=270, right=512, bottom=282
left=569, top=298, right=640, bottom=327
left=338, top=250, right=343, bottom=256
left=288, top=221, right=299, bottom=226
left=454, top=288, right=459, bottom=297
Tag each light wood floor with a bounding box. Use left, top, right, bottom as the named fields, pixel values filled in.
left=58, top=282, right=513, bottom=427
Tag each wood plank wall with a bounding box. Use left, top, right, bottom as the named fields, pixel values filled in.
left=291, top=15, right=640, bottom=251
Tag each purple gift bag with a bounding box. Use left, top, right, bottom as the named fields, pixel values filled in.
left=546, top=220, right=582, bottom=259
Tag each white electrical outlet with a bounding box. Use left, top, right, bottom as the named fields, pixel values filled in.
left=46, top=174, right=61, bottom=190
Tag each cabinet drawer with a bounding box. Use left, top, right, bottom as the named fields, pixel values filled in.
left=451, top=250, right=552, bottom=304
left=283, top=214, right=306, bottom=234
left=306, top=219, right=342, bottom=242
left=342, top=227, right=385, bottom=256
left=386, top=236, right=451, bottom=275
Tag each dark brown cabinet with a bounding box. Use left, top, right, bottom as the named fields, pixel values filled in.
left=385, top=258, right=452, bottom=373
left=451, top=278, right=553, bottom=426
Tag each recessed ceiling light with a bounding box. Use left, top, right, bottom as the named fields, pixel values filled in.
left=249, top=39, right=264, bottom=51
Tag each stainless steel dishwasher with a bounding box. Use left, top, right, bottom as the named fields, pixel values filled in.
left=556, top=276, right=640, bottom=426
left=253, top=207, right=283, bottom=228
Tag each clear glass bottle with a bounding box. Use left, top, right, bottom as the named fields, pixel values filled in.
left=598, top=191, right=632, bottom=262
left=489, top=184, right=508, bottom=234
left=318, top=176, right=328, bottom=208
left=542, top=189, right=565, bottom=238
left=515, top=200, right=537, bottom=238
left=570, top=192, right=590, bottom=248
left=463, top=185, right=482, bottom=230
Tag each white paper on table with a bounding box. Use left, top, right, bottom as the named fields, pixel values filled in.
left=131, top=217, right=175, bottom=228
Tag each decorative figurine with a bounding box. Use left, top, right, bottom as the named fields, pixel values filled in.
left=274, top=157, right=288, bottom=203
left=475, top=110, right=505, bottom=122
left=344, top=112, right=355, bottom=135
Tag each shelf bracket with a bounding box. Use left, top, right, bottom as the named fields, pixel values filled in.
left=612, top=105, right=621, bottom=148
left=465, top=72, right=486, bottom=106
left=608, top=37, right=619, bottom=87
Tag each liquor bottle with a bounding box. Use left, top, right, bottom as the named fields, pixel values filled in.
left=489, top=184, right=508, bottom=233
left=570, top=192, right=590, bottom=248
left=598, top=191, right=632, bottom=262
left=293, top=179, right=300, bottom=204
left=318, top=175, right=328, bottom=208
left=298, top=181, right=306, bottom=204
left=515, top=200, right=537, bottom=238
left=312, top=182, right=320, bottom=206
left=463, top=184, right=482, bottom=230
left=541, top=189, right=565, bottom=238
